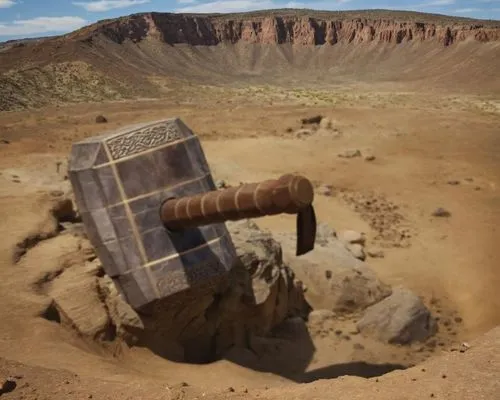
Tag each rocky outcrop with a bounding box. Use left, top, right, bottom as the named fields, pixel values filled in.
left=68, top=11, right=500, bottom=47
left=44, top=218, right=310, bottom=364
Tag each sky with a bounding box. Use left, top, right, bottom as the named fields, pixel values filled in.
left=0, top=0, right=499, bottom=41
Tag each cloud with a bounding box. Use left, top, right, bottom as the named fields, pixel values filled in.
left=455, top=8, right=482, bottom=13
left=0, top=0, right=16, bottom=8
left=176, top=0, right=274, bottom=13
left=175, top=0, right=352, bottom=13
left=0, top=16, right=87, bottom=36
left=73, top=0, right=150, bottom=12
left=414, top=0, right=456, bottom=6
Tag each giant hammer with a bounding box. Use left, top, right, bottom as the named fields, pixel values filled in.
left=68, top=118, right=317, bottom=310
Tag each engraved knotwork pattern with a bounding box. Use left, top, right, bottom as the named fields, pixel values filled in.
left=106, top=123, right=183, bottom=160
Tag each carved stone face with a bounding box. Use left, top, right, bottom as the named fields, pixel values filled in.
left=68, top=118, right=237, bottom=310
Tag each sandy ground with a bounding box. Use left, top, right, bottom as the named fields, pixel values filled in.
left=0, top=85, right=499, bottom=398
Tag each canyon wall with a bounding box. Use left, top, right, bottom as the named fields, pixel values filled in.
left=69, top=12, right=500, bottom=47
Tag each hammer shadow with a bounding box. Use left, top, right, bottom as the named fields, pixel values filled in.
left=134, top=225, right=406, bottom=383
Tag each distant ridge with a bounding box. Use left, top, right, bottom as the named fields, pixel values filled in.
left=0, top=9, right=499, bottom=111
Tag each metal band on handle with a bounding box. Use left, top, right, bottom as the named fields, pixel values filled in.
left=160, top=174, right=314, bottom=230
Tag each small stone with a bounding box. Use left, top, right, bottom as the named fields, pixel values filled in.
left=319, top=117, right=333, bottom=130
left=353, top=343, right=365, bottom=350
left=454, top=316, right=463, bottom=323
left=340, top=230, right=366, bottom=245
left=95, top=115, right=108, bottom=123
left=346, top=243, right=366, bottom=261
left=301, top=115, right=323, bottom=125
left=325, top=270, right=332, bottom=279
left=216, top=180, right=227, bottom=189
left=295, top=128, right=314, bottom=139
left=367, top=249, right=385, bottom=258
left=459, top=342, right=470, bottom=353
left=0, top=139, right=10, bottom=144
left=338, top=149, right=361, bottom=158
left=365, top=155, right=376, bottom=161
left=1, top=378, right=17, bottom=394
left=317, top=184, right=334, bottom=196
left=447, top=180, right=460, bottom=185
left=432, top=208, right=451, bottom=217
left=228, top=387, right=235, bottom=392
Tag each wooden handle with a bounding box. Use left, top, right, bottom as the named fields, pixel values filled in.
left=160, top=174, right=314, bottom=230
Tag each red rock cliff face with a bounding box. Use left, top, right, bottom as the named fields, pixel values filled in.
left=69, top=12, right=500, bottom=47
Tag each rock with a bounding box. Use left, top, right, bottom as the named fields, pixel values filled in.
left=76, top=219, right=310, bottom=362
left=316, top=223, right=337, bottom=246
left=367, top=248, right=385, bottom=259
left=0, top=378, right=16, bottom=395
left=316, top=184, right=333, bottom=196
left=216, top=179, right=227, bottom=189
left=365, top=155, right=376, bottom=161
left=346, top=243, right=366, bottom=261
left=301, top=115, right=323, bottom=125
left=319, top=117, right=333, bottom=130
left=295, top=128, right=314, bottom=139
left=307, top=309, right=336, bottom=325
left=447, top=180, right=460, bottom=185
left=338, top=149, right=361, bottom=158
left=357, top=287, right=437, bottom=345
left=0, top=139, right=10, bottom=144
left=49, top=266, right=114, bottom=341
left=278, top=233, right=392, bottom=313
left=432, top=207, right=451, bottom=217
left=340, top=230, right=366, bottom=246
left=95, top=115, right=107, bottom=123
left=227, top=220, right=309, bottom=330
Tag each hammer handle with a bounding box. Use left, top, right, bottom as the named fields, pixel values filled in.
left=160, top=174, right=314, bottom=230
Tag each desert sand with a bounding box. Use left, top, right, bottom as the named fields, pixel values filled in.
left=0, top=9, right=499, bottom=400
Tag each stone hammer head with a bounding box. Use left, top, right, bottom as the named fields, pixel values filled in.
left=68, top=118, right=316, bottom=311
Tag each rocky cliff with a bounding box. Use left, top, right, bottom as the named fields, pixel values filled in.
left=69, top=10, right=500, bottom=47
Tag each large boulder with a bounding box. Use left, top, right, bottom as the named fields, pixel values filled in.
left=275, top=227, right=392, bottom=313
left=356, top=287, right=438, bottom=344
